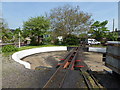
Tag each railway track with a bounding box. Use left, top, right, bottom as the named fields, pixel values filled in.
left=43, top=46, right=103, bottom=88
left=43, top=47, right=79, bottom=88
left=80, top=69, right=103, bottom=89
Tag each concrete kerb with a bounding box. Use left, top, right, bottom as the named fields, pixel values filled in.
left=12, top=46, right=67, bottom=69
left=89, top=47, right=106, bottom=53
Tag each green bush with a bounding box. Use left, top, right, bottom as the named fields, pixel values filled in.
left=2, top=45, right=18, bottom=52
left=54, top=39, right=60, bottom=45
left=62, top=34, right=80, bottom=45
left=30, top=36, right=38, bottom=46
left=43, top=37, right=52, bottom=45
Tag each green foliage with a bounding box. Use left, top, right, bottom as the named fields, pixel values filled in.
left=2, top=31, right=13, bottom=43
left=23, top=16, right=50, bottom=45
left=90, top=44, right=106, bottom=48
left=43, top=36, right=52, bottom=45
left=23, top=16, right=50, bottom=36
left=62, top=34, right=79, bottom=45
left=49, top=4, right=93, bottom=38
left=89, top=20, right=119, bottom=44
left=54, top=39, right=60, bottom=45
left=2, top=45, right=18, bottom=52
left=107, top=32, right=118, bottom=41
left=18, top=45, right=61, bottom=51
left=12, top=28, right=25, bottom=43
left=2, top=45, right=63, bottom=56
left=79, top=33, right=88, bottom=41
left=1, top=18, right=13, bottom=43
left=29, top=36, right=38, bottom=46
left=89, top=20, right=109, bottom=41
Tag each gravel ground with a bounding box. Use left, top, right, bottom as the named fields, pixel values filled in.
left=83, top=52, right=120, bottom=88
left=0, top=54, right=2, bottom=89
left=2, top=50, right=120, bottom=88
left=22, top=51, right=67, bottom=69
left=83, top=52, right=111, bottom=71
left=2, top=51, right=67, bottom=88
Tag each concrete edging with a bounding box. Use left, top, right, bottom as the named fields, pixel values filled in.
left=12, top=46, right=67, bottom=69
left=89, top=47, right=106, bottom=53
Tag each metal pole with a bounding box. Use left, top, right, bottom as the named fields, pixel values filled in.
left=113, top=19, right=114, bottom=32
left=19, top=32, right=20, bottom=48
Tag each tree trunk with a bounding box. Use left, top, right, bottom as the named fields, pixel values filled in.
left=38, top=36, right=40, bottom=45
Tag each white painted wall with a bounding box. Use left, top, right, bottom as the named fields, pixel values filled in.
left=89, top=47, right=106, bottom=53
left=12, top=46, right=67, bottom=69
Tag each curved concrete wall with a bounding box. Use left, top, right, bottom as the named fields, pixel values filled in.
left=12, top=46, right=67, bottom=69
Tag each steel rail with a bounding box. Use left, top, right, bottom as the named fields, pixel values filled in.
left=59, top=47, right=77, bottom=69
left=59, top=47, right=79, bottom=88
left=43, top=47, right=78, bottom=88
left=79, top=69, right=93, bottom=90
left=88, top=69, right=102, bottom=88
left=68, top=47, right=79, bottom=70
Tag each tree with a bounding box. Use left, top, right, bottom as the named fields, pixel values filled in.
left=48, top=4, right=93, bottom=38
left=62, top=34, right=79, bottom=45
left=89, top=20, right=109, bottom=41
left=106, top=31, right=118, bottom=41
left=0, top=18, right=13, bottom=43
left=79, top=33, right=88, bottom=41
left=13, top=28, right=24, bottom=43
left=23, top=16, right=50, bottom=45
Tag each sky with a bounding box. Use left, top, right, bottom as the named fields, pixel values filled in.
left=118, top=1, right=120, bottom=30
left=2, top=2, right=118, bottom=31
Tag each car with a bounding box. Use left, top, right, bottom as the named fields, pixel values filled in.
left=86, top=39, right=101, bottom=45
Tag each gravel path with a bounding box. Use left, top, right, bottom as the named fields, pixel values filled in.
left=2, top=51, right=67, bottom=88
left=83, top=52, right=111, bottom=71
left=83, top=52, right=120, bottom=88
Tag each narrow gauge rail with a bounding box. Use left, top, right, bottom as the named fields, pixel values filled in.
left=80, top=69, right=102, bottom=89
left=43, top=47, right=79, bottom=88
left=79, top=69, right=93, bottom=89
left=43, top=46, right=103, bottom=88
left=88, top=70, right=102, bottom=88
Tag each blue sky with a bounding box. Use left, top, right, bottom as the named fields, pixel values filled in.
left=2, top=2, right=118, bottom=31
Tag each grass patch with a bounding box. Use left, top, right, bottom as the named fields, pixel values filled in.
left=66, top=45, right=80, bottom=47
left=2, top=44, right=65, bottom=56
left=2, top=52, right=15, bottom=57
left=88, top=44, right=106, bottom=48
left=2, top=44, right=83, bottom=56
left=18, top=44, right=64, bottom=51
